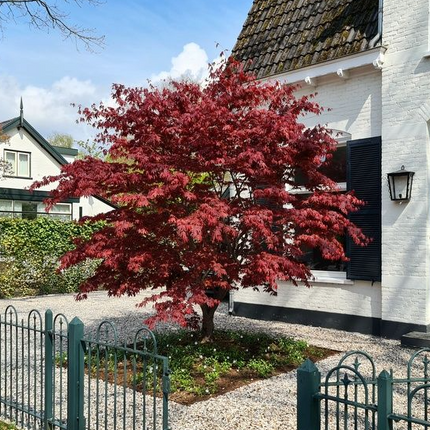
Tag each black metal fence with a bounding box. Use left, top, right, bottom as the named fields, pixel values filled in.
left=297, top=349, right=430, bottom=429
left=0, top=305, right=170, bottom=430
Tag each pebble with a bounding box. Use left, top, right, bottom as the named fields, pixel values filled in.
left=0, top=291, right=425, bottom=429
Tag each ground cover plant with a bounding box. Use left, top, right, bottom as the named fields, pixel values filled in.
left=80, top=330, right=336, bottom=405
left=0, top=421, right=17, bottom=430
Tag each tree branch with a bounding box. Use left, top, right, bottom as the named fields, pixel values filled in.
left=0, top=0, right=104, bottom=51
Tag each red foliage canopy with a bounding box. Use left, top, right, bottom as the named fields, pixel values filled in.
left=32, top=59, right=367, bottom=329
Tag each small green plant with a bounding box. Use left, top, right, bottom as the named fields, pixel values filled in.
left=0, top=421, right=18, bottom=429
left=55, top=352, right=68, bottom=367
left=76, top=329, right=335, bottom=405
left=112, top=330, right=335, bottom=404
left=247, top=358, right=275, bottom=377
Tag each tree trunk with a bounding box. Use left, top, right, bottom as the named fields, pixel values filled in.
left=200, top=288, right=228, bottom=342
left=200, top=304, right=217, bottom=342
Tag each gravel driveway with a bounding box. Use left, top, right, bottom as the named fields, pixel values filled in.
left=0, top=292, right=421, bottom=430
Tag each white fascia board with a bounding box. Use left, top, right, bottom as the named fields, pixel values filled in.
left=259, top=47, right=387, bottom=85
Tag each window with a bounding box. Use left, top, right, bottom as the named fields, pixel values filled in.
left=0, top=199, right=72, bottom=220
left=293, top=143, right=347, bottom=272
left=294, top=143, right=347, bottom=189
left=4, top=150, right=30, bottom=177
left=0, top=200, right=13, bottom=218
left=292, top=137, right=382, bottom=282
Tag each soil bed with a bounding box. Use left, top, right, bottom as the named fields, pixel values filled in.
left=83, top=329, right=338, bottom=405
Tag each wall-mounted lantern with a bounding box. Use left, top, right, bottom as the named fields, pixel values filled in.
left=387, top=166, right=415, bottom=201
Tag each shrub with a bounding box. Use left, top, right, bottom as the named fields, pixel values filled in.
left=0, top=217, right=101, bottom=297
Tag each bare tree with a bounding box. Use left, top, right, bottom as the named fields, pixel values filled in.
left=0, top=0, right=104, bottom=51
left=0, top=127, right=12, bottom=179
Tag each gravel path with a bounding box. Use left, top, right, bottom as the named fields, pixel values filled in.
left=0, top=292, right=422, bottom=430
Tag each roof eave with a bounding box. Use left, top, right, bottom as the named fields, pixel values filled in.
left=258, top=46, right=387, bottom=85
left=2, top=117, right=68, bottom=166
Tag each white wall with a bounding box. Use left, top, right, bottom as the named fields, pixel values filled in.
left=235, top=0, right=430, bottom=330
left=380, top=0, right=430, bottom=326
left=234, top=66, right=384, bottom=320
left=2, top=128, right=63, bottom=191
left=235, top=279, right=382, bottom=319
left=73, top=196, right=114, bottom=220
left=1, top=127, right=113, bottom=219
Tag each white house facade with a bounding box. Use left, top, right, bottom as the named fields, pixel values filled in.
left=231, top=0, right=430, bottom=342
left=0, top=108, right=115, bottom=221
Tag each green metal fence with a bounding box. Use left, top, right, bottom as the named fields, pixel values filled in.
left=297, top=348, right=430, bottom=429
left=0, top=306, right=170, bottom=430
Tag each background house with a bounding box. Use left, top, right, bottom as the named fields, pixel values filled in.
left=231, top=0, right=430, bottom=341
left=0, top=104, right=114, bottom=220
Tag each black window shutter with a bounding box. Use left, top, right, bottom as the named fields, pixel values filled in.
left=346, top=137, right=381, bottom=282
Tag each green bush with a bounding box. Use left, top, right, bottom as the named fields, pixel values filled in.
left=0, top=217, right=102, bottom=298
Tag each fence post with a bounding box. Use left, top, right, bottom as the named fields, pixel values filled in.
left=377, top=370, right=393, bottom=430
left=44, top=310, right=53, bottom=430
left=67, top=317, right=85, bottom=430
left=297, top=359, right=321, bottom=430
left=162, top=358, right=170, bottom=430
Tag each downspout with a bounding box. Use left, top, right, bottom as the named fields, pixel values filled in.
left=369, top=0, right=383, bottom=48
left=228, top=290, right=234, bottom=315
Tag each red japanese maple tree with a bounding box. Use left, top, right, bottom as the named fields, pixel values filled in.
left=33, top=59, right=367, bottom=340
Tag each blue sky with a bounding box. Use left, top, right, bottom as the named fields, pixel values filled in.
left=0, top=0, right=251, bottom=142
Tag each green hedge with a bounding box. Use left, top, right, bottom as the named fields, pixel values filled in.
left=0, top=218, right=102, bottom=298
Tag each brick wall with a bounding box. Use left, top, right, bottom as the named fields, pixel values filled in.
left=235, top=69, right=384, bottom=320
left=235, top=0, right=430, bottom=329
left=380, top=0, right=430, bottom=325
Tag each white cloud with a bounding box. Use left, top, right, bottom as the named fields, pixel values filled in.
left=0, top=75, right=105, bottom=142
left=0, top=44, right=219, bottom=144
left=150, top=42, right=210, bottom=83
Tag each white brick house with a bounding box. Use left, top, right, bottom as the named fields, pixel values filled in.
left=231, top=0, right=430, bottom=341
left=0, top=105, right=115, bottom=221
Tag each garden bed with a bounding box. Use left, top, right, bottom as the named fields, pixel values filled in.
left=83, top=329, right=338, bottom=405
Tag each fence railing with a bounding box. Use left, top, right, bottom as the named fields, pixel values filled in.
left=0, top=305, right=170, bottom=430
left=297, top=348, right=430, bottom=429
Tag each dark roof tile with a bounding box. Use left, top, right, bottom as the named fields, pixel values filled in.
left=233, top=0, right=380, bottom=78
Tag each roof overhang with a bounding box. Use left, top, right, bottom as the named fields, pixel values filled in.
left=260, top=46, right=387, bottom=86
left=1, top=117, right=68, bottom=166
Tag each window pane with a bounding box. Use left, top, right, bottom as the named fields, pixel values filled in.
left=320, top=146, right=347, bottom=183
left=0, top=200, right=12, bottom=211
left=51, top=204, right=71, bottom=214
left=0, top=200, right=13, bottom=218
left=18, top=153, right=29, bottom=177
left=5, top=152, right=16, bottom=175
left=21, top=202, right=38, bottom=220
left=294, top=146, right=347, bottom=186
left=296, top=193, right=346, bottom=272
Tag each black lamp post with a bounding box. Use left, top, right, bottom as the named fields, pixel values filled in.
left=387, top=165, right=415, bottom=201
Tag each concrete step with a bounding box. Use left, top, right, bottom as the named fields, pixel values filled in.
left=401, top=331, right=430, bottom=348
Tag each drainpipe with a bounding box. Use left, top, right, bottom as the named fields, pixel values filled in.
left=228, top=290, right=234, bottom=315
left=369, top=0, right=383, bottom=48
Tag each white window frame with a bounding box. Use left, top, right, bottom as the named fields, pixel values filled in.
left=0, top=200, right=72, bottom=220
left=4, top=150, right=31, bottom=178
